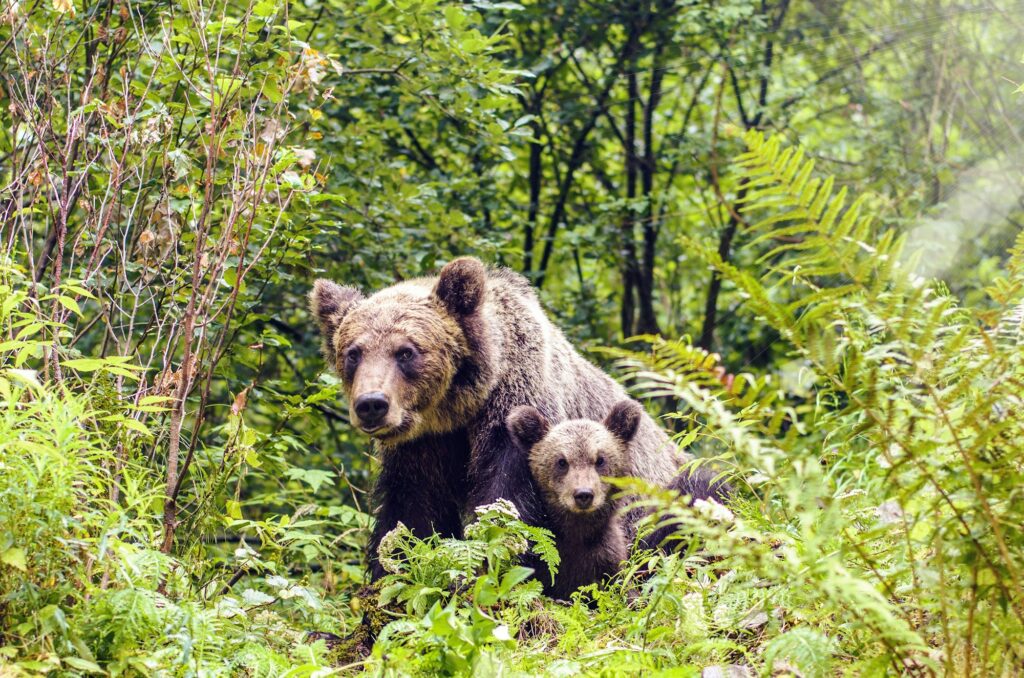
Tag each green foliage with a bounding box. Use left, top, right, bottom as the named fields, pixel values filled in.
left=377, top=499, right=558, bottom=610
left=2, top=0, right=1023, bottom=674
left=370, top=500, right=555, bottom=675
left=762, top=628, right=833, bottom=678
left=614, top=130, right=1024, bottom=673
left=0, top=262, right=351, bottom=675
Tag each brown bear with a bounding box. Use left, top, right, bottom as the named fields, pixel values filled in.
left=309, top=258, right=681, bottom=579
left=505, top=401, right=641, bottom=599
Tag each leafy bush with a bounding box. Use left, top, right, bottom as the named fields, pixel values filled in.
left=367, top=500, right=556, bottom=675
left=3, top=119, right=1024, bottom=677
left=0, top=262, right=349, bottom=675
left=611, top=130, right=1024, bottom=674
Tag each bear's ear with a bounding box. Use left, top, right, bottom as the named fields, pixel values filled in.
left=434, top=257, right=486, bottom=317
left=604, top=400, right=642, bottom=444
left=506, top=405, right=550, bottom=451
left=309, top=279, right=363, bottom=363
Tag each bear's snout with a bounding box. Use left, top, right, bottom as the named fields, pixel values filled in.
left=573, top=488, right=594, bottom=510
left=354, top=391, right=390, bottom=429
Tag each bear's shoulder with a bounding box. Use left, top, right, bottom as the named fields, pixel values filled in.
left=485, top=265, right=536, bottom=297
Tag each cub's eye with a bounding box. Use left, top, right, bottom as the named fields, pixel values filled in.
left=556, top=458, right=568, bottom=470
left=596, top=456, right=606, bottom=469
left=395, top=347, right=415, bottom=363
left=345, top=349, right=361, bottom=366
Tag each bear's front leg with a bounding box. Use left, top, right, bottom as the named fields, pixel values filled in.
left=366, top=429, right=470, bottom=581
left=467, top=422, right=546, bottom=527
left=466, top=420, right=555, bottom=584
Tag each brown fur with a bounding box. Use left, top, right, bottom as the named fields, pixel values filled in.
left=507, top=402, right=642, bottom=599
left=640, top=466, right=733, bottom=552
left=313, top=278, right=490, bottom=442
left=309, top=258, right=683, bottom=579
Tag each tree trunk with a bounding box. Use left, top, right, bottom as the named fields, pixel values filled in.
left=636, top=42, right=666, bottom=336
left=699, top=207, right=740, bottom=351
left=620, top=48, right=641, bottom=339
left=699, top=0, right=789, bottom=350
left=524, top=111, right=543, bottom=274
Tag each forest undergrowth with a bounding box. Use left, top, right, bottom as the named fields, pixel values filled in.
left=2, top=130, right=1023, bottom=676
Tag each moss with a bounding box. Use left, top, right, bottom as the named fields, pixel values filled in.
left=318, top=582, right=393, bottom=666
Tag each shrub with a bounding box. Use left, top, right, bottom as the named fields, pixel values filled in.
left=3, top=130, right=1023, bottom=677
left=611, top=130, right=1024, bottom=673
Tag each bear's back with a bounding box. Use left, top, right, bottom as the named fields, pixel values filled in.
left=481, top=266, right=682, bottom=485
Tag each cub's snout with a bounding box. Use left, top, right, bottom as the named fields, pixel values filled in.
left=573, top=488, right=595, bottom=510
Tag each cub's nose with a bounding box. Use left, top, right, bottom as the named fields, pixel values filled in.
left=354, top=391, right=390, bottom=428
left=573, top=489, right=594, bottom=509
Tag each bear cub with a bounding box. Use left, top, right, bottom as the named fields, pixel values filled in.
left=508, top=400, right=735, bottom=599
left=506, top=401, right=643, bottom=600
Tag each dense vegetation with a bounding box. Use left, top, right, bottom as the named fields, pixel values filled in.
left=2, top=0, right=1022, bottom=674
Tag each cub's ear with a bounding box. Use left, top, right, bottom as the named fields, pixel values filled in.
left=434, top=257, right=486, bottom=317
left=506, top=405, right=550, bottom=451
left=604, top=400, right=643, bottom=444
left=309, top=279, right=363, bottom=363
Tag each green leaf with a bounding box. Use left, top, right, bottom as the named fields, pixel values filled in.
left=284, top=467, right=335, bottom=493
left=241, top=588, right=275, bottom=606
left=244, top=448, right=262, bottom=468
left=498, top=566, right=533, bottom=595
left=15, top=323, right=44, bottom=340
left=62, top=657, right=103, bottom=674
left=119, top=418, right=153, bottom=436
left=762, top=628, right=834, bottom=678
left=252, top=0, right=277, bottom=18
left=61, top=358, right=106, bottom=372
left=57, top=296, right=81, bottom=315
left=1, top=547, right=26, bottom=571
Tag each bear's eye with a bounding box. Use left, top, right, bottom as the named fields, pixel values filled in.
left=557, top=458, right=568, bottom=470
left=345, top=348, right=361, bottom=367
left=596, top=455, right=606, bottom=469
left=395, top=347, right=415, bottom=363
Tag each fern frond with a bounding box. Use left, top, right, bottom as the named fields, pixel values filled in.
left=736, top=131, right=904, bottom=299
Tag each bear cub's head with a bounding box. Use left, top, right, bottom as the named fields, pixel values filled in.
left=309, top=258, right=489, bottom=445
left=506, top=401, right=643, bottom=518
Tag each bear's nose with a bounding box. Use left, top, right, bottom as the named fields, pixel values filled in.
left=573, top=489, right=594, bottom=509
left=354, top=392, right=390, bottom=428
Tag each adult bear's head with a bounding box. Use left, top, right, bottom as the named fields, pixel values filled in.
left=309, top=258, right=496, bottom=445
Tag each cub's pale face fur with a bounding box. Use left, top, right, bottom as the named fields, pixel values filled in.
left=507, top=401, right=642, bottom=517
left=309, top=259, right=489, bottom=445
